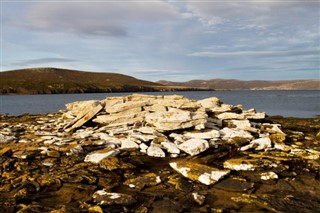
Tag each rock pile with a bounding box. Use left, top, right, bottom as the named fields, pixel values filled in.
left=63, top=94, right=271, bottom=160
left=0, top=94, right=319, bottom=212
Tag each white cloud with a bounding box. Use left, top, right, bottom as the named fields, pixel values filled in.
left=189, top=49, right=319, bottom=58
left=15, top=1, right=180, bottom=36
left=186, top=1, right=320, bottom=30
left=11, top=58, right=77, bottom=66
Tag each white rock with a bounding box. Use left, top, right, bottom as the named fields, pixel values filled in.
left=144, top=104, right=167, bottom=112
left=274, top=142, right=291, bottom=151
left=243, top=109, right=266, bottom=120
left=65, top=101, right=104, bottom=131
left=19, top=139, right=31, bottom=143
left=261, top=172, right=278, bottom=180
left=67, top=145, right=83, bottom=156
left=178, top=139, right=209, bottom=156
left=197, top=97, right=220, bottom=109
left=223, top=159, right=256, bottom=171
left=240, top=137, right=272, bottom=151
left=120, top=139, right=139, bottom=149
left=217, top=112, right=244, bottom=120
left=105, top=100, right=148, bottom=114
left=262, top=123, right=284, bottom=134
left=0, top=134, right=15, bottom=143
left=84, top=149, right=120, bottom=163
left=211, top=104, right=233, bottom=113
left=93, top=112, right=147, bottom=127
left=225, top=120, right=258, bottom=132
left=145, top=108, right=207, bottom=132
left=147, top=146, right=166, bottom=158
left=184, top=129, right=220, bottom=140
left=139, top=143, right=149, bottom=153
left=74, top=131, right=91, bottom=139
left=192, top=192, right=206, bottom=205
left=145, top=108, right=191, bottom=131
left=169, top=161, right=230, bottom=185
left=92, top=133, right=111, bottom=141
left=161, top=142, right=180, bottom=154
left=130, top=133, right=157, bottom=142
left=65, top=100, right=99, bottom=114
left=136, top=127, right=157, bottom=134
left=220, top=128, right=253, bottom=141
left=92, top=190, right=136, bottom=206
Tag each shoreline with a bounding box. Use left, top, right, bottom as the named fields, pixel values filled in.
left=1, top=88, right=320, bottom=96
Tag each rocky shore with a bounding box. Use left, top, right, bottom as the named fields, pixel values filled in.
left=0, top=94, right=319, bottom=213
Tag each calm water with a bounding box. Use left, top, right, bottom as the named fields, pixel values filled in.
left=0, top=91, right=319, bottom=118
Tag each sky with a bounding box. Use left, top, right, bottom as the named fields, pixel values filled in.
left=1, top=0, right=320, bottom=82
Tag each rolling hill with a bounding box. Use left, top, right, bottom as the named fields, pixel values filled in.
left=0, top=67, right=164, bottom=94
left=158, top=79, right=320, bottom=90
left=1, top=68, right=318, bottom=94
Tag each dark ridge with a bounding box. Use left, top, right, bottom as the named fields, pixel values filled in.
left=0, top=67, right=207, bottom=94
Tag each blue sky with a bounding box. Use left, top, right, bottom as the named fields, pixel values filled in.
left=1, top=0, right=319, bottom=82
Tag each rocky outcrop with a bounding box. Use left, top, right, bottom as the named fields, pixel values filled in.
left=59, top=94, right=287, bottom=159
left=0, top=94, right=319, bottom=212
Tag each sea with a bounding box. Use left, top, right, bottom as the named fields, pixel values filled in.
left=0, top=90, right=319, bottom=118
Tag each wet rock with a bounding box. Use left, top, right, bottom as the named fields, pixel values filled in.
left=170, top=161, right=230, bottom=185
left=99, top=157, right=134, bottom=171
left=177, top=138, right=209, bottom=156
left=192, top=192, right=206, bottom=205
left=223, top=159, right=257, bottom=171
left=124, top=173, right=161, bottom=190
left=0, top=133, right=16, bottom=143
left=88, top=206, right=103, bottom=213
left=214, top=177, right=254, bottom=192
left=261, top=171, right=278, bottom=180
left=0, top=147, right=12, bottom=156
left=92, top=190, right=136, bottom=206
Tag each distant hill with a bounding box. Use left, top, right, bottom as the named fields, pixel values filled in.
left=0, top=68, right=168, bottom=94
left=158, top=79, right=320, bottom=90
left=2, top=68, right=318, bottom=94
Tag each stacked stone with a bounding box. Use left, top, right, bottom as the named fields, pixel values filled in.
left=59, top=94, right=293, bottom=185
left=62, top=94, right=281, bottom=159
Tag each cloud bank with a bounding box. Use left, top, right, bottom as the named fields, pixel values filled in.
left=2, top=1, right=319, bottom=81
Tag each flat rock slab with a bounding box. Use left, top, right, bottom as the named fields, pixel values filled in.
left=65, top=101, right=104, bottom=132
left=84, top=149, right=120, bottom=164
left=178, top=138, right=209, bottom=156
left=170, top=161, right=230, bottom=185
